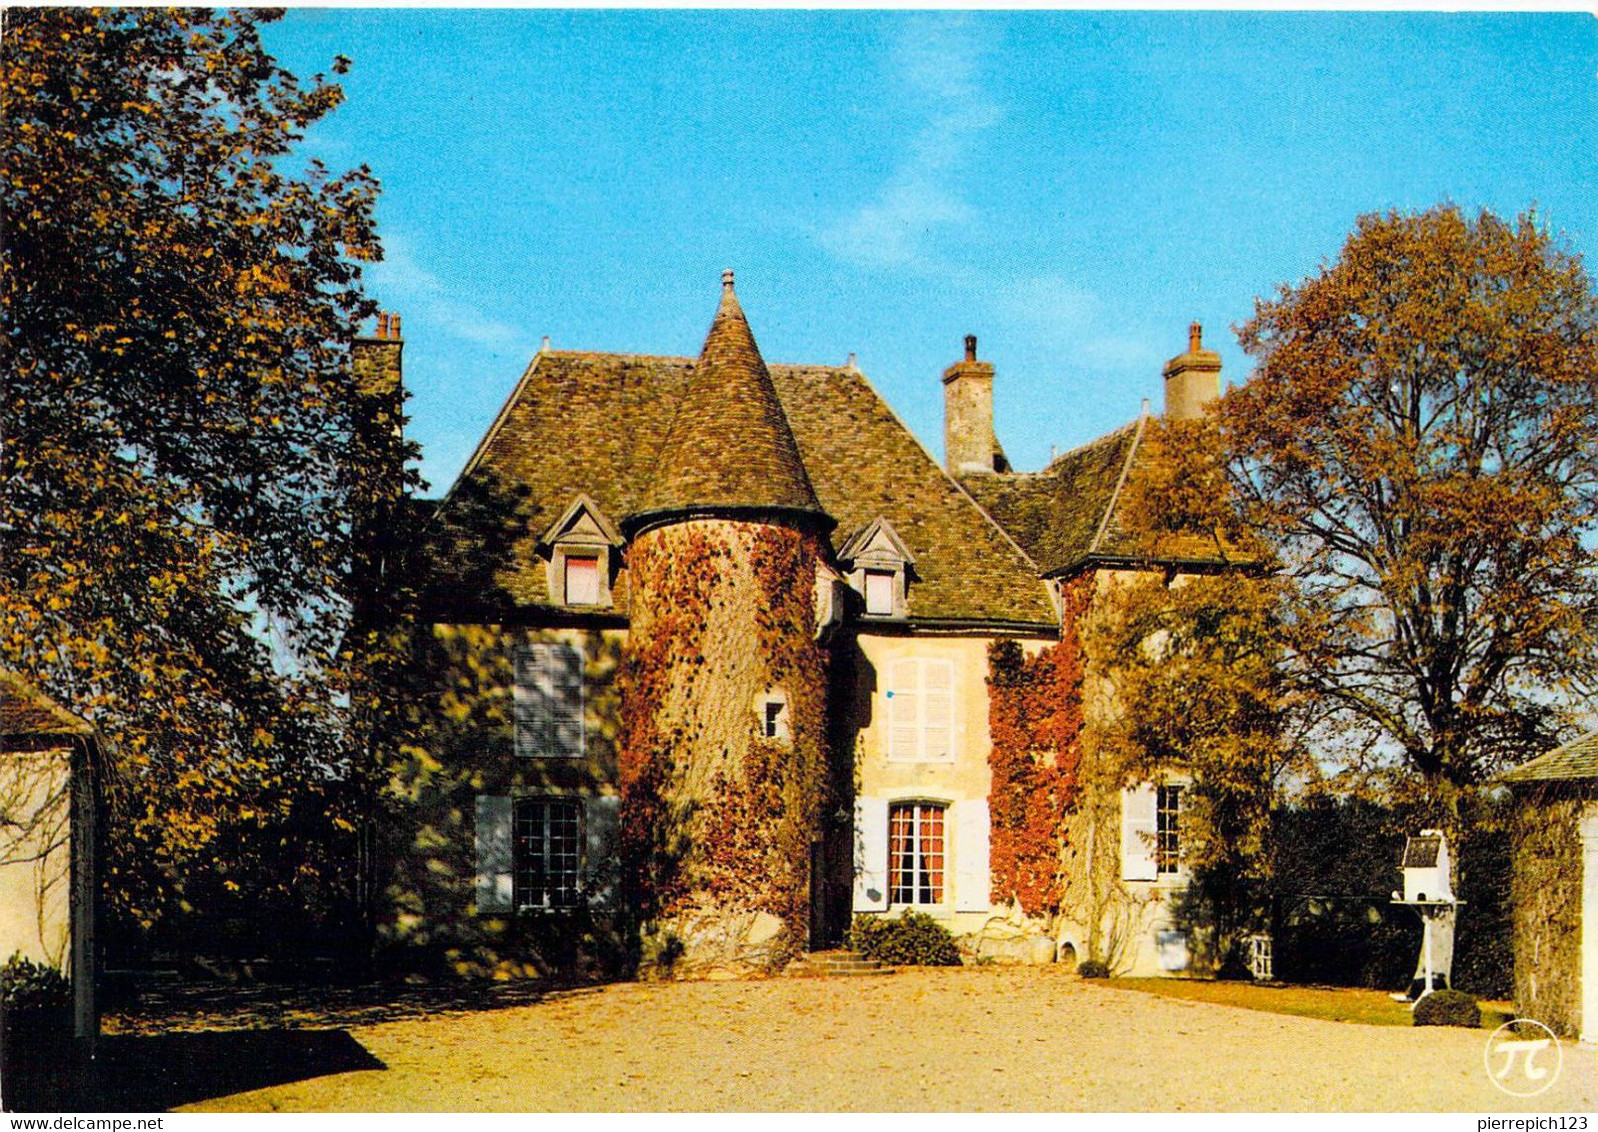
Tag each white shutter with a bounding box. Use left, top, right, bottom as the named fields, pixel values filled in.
left=1121, top=783, right=1159, bottom=882
left=887, top=659, right=919, bottom=760
left=953, top=798, right=991, bottom=911
left=475, top=794, right=514, bottom=911
left=923, top=659, right=954, bottom=761
left=853, top=796, right=890, bottom=911
left=583, top=794, right=621, bottom=907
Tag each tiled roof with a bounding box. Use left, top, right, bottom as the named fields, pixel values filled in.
left=961, top=422, right=1144, bottom=577
left=1, top=672, right=91, bottom=738
left=1501, top=730, right=1598, bottom=783
left=964, top=414, right=1239, bottom=577
left=630, top=274, right=822, bottom=527
left=420, top=352, right=1056, bottom=626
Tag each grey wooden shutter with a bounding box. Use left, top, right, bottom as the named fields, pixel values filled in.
left=514, top=643, right=584, bottom=757
left=583, top=793, right=621, bottom=907
left=475, top=795, right=514, bottom=911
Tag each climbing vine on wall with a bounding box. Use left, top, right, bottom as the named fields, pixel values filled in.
left=617, top=521, right=829, bottom=961
left=985, top=574, right=1093, bottom=917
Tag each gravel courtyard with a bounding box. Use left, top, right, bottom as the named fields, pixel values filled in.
left=156, top=967, right=1596, bottom=1112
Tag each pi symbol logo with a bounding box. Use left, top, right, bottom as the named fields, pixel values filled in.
left=1483, top=1018, right=1563, bottom=1097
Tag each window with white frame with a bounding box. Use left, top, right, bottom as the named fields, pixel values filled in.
left=514, top=643, right=584, bottom=758
left=1156, top=783, right=1182, bottom=875
left=889, top=802, right=945, bottom=905
left=887, top=658, right=954, bottom=761
left=513, top=797, right=582, bottom=909
left=563, top=555, right=600, bottom=605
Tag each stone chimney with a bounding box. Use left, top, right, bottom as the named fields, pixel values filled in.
left=1162, top=321, right=1222, bottom=422
left=943, top=334, right=998, bottom=476
left=353, top=309, right=404, bottom=400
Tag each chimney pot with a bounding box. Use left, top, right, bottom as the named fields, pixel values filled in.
left=392, top=314, right=402, bottom=338
left=541, top=335, right=551, bottom=353
left=377, top=312, right=390, bottom=338
left=846, top=352, right=857, bottom=369
left=1189, top=321, right=1203, bottom=353
left=722, top=269, right=735, bottom=290
left=965, top=334, right=977, bottom=362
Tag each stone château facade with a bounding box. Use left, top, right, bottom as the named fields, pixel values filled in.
left=365, top=273, right=1232, bottom=979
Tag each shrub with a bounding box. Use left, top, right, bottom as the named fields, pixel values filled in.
left=1, top=953, right=70, bottom=1015
left=1413, top=988, right=1481, bottom=1028
left=1077, top=959, right=1111, bottom=979
left=849, top=912, right=961, bottom=966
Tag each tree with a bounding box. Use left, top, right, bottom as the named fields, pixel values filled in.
left=1, top=9, right=409, bottom=926
left=1222, top=206, right=1598, bottom=805
left=1086, top=417, right=1292, bottom=969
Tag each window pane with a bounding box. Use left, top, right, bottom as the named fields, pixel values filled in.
left=565, top=556, right=600, bottom=605
left=865, top=570, right=894, bottom=615
left=888, top=802, right=945, bottom=905
left=1156, top=785, right=1181, bottom=874
left=514, top=798, right=582, bottom=909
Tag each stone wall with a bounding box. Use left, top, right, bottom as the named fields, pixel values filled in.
left=376, top=623, right=629, bottom=979
left=1511, top=784, right=1588, bottom=1037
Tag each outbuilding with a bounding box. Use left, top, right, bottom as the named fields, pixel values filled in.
left=1501, top=731, right=1598, bottom=1041
left=0, top=673, right=99, bottom=1043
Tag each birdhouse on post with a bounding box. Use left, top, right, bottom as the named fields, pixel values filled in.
left=1401, top=830, right=1453, bottom=904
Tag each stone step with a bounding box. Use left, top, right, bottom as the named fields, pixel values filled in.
left=785, top=950, right=896, bottom=978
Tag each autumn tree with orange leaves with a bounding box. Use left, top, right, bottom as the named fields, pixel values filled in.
left=1, top=9, right=412, bottom=932
left=1222, top=205, right=1598, bottom=808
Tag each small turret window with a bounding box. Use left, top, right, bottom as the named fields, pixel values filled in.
left=756, top=690, right=791, bottom=742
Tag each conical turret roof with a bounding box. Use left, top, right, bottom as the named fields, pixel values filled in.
left=628, top=271, right=826, bottom=529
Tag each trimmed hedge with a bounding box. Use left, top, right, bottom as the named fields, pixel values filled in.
left=1413, top=989, right=1481, bottom=1028
left=849, top=912, right=961, bottom=966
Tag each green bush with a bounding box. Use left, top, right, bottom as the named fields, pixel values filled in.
left=1413, top=988, right=1481, bottom=1028
left=2, top=953, right=70, bottom=1015
left=1077, top=959, right=1111, bottom=979
left=849, top=911, right=961, bottom=966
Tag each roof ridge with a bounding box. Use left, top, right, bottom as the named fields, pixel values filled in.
left=1087, top=409, right=1150, bottom=558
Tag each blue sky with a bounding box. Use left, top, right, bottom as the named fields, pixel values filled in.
left=264, top=10, right=1598, bottom=496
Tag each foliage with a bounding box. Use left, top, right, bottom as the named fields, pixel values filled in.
left=985, top=581, right=1089, bottom=916
left=1, top=953, right=70, bottom=1015
left=618, top=523, right=830, bottom=965
left=1223, top=204, right=1598, bottom=797
left=1076, top=959, right=1110, bottom=979
left=1412, top=988, right=1481, bottom=1028
left=849, top=911, right=961, bottom=966
left=2, top=9, right=412, bottom=927
left=1088, top=417, right=1292, bottom=967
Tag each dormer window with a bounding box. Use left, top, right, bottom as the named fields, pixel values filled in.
left=755, top=689, right=790, bottom=742
left=539, top=494, right=624, bottom=610
left=838, top=516, right=916, bottom=621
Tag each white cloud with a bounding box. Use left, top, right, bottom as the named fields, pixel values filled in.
left=821, top=14, right=1001, bottom=272
left=367, top=233, right=533, bottom=355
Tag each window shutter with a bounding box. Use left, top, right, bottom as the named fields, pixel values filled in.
left=514, top=643, right=585, bottom=757
left=583, top=794, right=621, bottom=907
left=475, top=794, right=514, bottom=911
left=952, top=799, right=991, bottom=911
left=853, top=796, right=890, bottom=911
left=551, top=643, right=585, bottom=758
left=887, top=659, right=919, bottom=760
left=924, top=660, right=954, bottom=761
left=1121, top=783, right=1159, bottom=882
